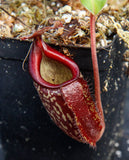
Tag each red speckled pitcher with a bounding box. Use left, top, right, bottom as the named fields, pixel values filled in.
left=28, top=36, right=105, bottom=147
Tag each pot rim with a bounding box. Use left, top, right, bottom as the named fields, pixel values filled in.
left=0, top=34, right=117, bottom=51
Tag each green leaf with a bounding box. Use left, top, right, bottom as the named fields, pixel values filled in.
left=80, top=0, right=107, bottom=15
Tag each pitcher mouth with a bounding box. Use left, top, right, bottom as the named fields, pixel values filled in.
left=29, top=36, right=80, bottom=88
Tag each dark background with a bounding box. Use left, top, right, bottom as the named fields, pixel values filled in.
left=0, top=37, right=129, bottom=160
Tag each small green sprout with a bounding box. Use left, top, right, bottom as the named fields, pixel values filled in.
left=80, top=0, right=107, bottom=15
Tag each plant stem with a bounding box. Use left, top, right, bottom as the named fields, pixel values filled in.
left=90, top=13, right=104, bottom=121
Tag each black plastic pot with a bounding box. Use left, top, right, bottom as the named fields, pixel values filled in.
left=0, top=35, right=129, bottom=160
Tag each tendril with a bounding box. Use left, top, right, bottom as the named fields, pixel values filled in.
left=22, top=43, right=33, bottom=71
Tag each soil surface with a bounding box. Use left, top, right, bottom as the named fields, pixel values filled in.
left=0, top=0, right=129, bottom=48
